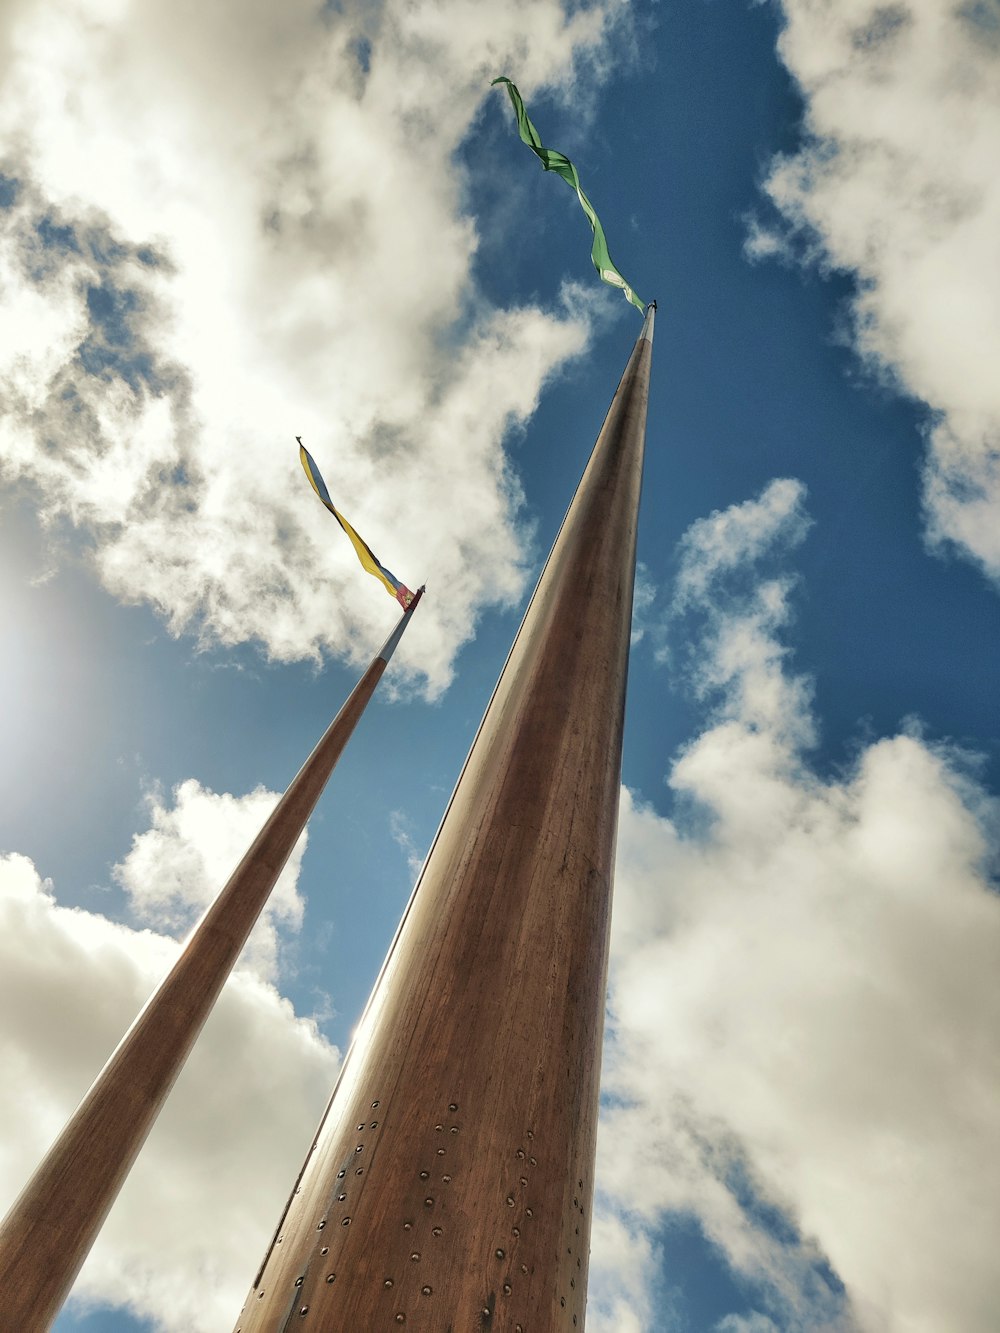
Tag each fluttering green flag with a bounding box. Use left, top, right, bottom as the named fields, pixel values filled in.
left=492, top=75, right=645, bottom=314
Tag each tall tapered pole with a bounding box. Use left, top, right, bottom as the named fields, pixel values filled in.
left=0, top=592, right=423, bottom=1330
left=236, top=307, right=654, bottom=1331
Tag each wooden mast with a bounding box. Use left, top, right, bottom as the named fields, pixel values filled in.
left=0, top=593, right=423, bottom=1331
left=236, top=306, right=654, bottom=1331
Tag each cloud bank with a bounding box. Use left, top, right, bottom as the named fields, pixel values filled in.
left=0, top=0, right=628, bottom=695
left=600, top=479, right=1000, bottom=1331
left=0, top=783, right=338, bottom=1331
left=750, top=0, right=1000, bottom=585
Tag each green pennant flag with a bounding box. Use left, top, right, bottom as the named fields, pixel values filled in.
left=492, top=75, right=645, bottom=315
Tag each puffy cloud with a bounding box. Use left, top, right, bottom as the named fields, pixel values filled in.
left=0, top=850, right=338, bottom=1332
left=672, top=478, right=811, bottom=612
left=601, top=481, right=1000, bottom=1331
left=115, top=778, right=306, bottom=984
left=669, top=478, right=814, bottom=750
left=587, top=1205, right=664, bottom=1333
left=0, top=0, right=628, bottom=696
left=749, top=0, right=1000, bottom=584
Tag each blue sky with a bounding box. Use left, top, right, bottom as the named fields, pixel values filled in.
left=1, top=0, right=998, bottom=1330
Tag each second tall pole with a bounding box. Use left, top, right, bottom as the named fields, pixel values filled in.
left=0, top=591, right=423, bottom=1330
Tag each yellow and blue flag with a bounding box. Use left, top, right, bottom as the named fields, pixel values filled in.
left=298, top=439, right=414, bottom=609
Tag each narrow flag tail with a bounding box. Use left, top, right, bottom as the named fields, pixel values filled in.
left=491, top=75, right=645, bottom=314
left=298, top=441, right=415, bottom=609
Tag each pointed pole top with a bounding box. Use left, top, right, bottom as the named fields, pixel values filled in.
left=641, top=301, right=656, bottom=343
left=377, top=584, right=424, bottom=664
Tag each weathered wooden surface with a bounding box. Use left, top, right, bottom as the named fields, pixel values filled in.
left=236, top=311, right=654, bottom=1332
left=0, top=599, right=420, bottom=1331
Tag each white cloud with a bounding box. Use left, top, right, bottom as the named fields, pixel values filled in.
left=601, top=481, right=1000, bottom=1331
left=115, top=777, right=306, bottom=985
left=716, top=1318, right=780, bottom=1333
left=630, top=560, right=657, bottom=645
left=670, top=478, right=814, bottom=750
left=749, top=0, right=1000, bottom=584
left=587, top=1203, right=665, bottom=1333
left=388, top=807, right=426, bottom=880
left=0, top=850, right=339, bottom=1332
left=0, top=0, right=630, bottom=696
left=672, top=477, right=811, bottom=612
